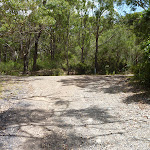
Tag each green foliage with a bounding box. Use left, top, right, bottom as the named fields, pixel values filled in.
left=75, top=63, right=92, bottom=75
left=51, top=68, right=64, bottom=76
left=36, top=57, right=61, bottom=70
left=0, top=61, right=23, bottom=75
left=133, top=38, right=150, bottom=87
left=134, top=62, right=150, bottom=86
left=117, top=0, right=149, bottom=11
left=0, top=0, right=149, bottom=86
left=96, top=25, right=136, bottom=74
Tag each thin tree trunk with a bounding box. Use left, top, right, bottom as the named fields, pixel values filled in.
left=4, top=46, right=7, bottom=62
left=32, top=29, right=42, bottom=71
left=95, top=18, right=99, bottom=73
left=81, top=32, right=85, bottom=63
left=50, top=29, right=53, bottom=60
left=0, top=48, right=1, bottom=63
left=66, top=13, right=70, bottom=75
left=63, top=34, right=66, bottom=60
left=50, top=29, right=55, bottom=60
left=66, top=27, right=69, bottom=75
left=53, top=33, right=56, bottom=59
left=23, top=53, right=27, bottom=74
left=23, top=34, right=32, bottom=74
left=81, top=46, right=84, bottom=63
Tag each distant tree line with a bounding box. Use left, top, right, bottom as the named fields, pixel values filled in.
left=0, top=0, right=149, bottom=86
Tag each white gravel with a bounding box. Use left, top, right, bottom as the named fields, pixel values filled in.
left=0, top=75, right=150, bottom=150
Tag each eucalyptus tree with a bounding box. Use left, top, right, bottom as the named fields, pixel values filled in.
left=45, top=0, right=72, bottom=73
left=117, top=0, right=150, bottom=10
left=75, top=0, right=90, bottom=63
left=31, top=0, right=56, bottom=71
left=93, top=0, right=115, bottom=73
left=0, top=0, right=55, bottom=73
left=18, top=1, right=54, bottom=73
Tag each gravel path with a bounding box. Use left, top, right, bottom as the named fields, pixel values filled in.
left=0, top=75, right=150, bottom=150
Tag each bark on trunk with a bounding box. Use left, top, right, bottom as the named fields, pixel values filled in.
left=50, top=30, right=53, bottom=60
left=0, top=48, right=1, bottom=63
left=81, top=47, right=84, bottom=63
left=66, top=13, right=70, bottom=75
left=66, top=27, right=69, bottom=75
left=95, top=19, right=99, bottom=73
left=23, top=53, right=28, bottom=74
left=23, top=35, right=32, bottom=74
left=32, top=30, right=42, bottom=71
left=53, top=33, right=56, bottom=59
left=3, top=46, right=7, bottom=62
left=50, top=29, right=55, bottom=60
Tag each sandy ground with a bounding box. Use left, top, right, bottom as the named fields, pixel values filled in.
left=0, top=75, right=150, bottom=150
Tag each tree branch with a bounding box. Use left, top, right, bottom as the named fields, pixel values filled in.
left=135, top=0, right=146, bottom=10
left=98, top=33, right=116, bottom=47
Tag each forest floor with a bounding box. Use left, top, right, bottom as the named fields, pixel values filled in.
left=0, top=75, right=150, bottom=150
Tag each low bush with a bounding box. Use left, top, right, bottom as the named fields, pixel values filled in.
left=75, top=63, right=92, bottom=75
left=0, top=61, right=22, bottom=75
left=51, top=68, right=64, bottom=76
left=133, top=39, right=150, bottom=87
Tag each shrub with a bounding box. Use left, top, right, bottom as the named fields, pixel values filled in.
left=133, top=62, right=150, bottom=87
left=0, top=61, right=22, bottom=75
left=51, top=68, right=64, bottom=76
left=75, top=63, right=92, bottom=75
left=133, top=39, right=150, bottom=87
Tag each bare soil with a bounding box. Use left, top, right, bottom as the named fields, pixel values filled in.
left=0, top=75, right=150, bottom=150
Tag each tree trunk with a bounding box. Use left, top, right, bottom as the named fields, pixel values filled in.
left=66, top=13, right=70, bottom=75
left=66, top=27, right=69, bottom=75
left=53, top=33, right=56, bottom=60
left=63, top=34, right=66, bottom=60
left=81, top=47, right=84, bottom=63
left=23, top=35, right=32, bottom=74
left=23, top=53, right=28, bottom=74
left=50, top=30, right=53, bottom=60
left=50, top=29, right=55, bottom=60
left=81, top=32, right=85, bottom=63
left=95, top=18, right=99, bottom=73
left=0, top=48, right=1, bottom=63
left=32, top=30, right=42, bottom=71
left=3, top=46, right=7, bottom=62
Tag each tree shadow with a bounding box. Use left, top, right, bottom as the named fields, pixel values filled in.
left=0, top=108, right=54, bottom=128
left=0, top=75, right=43, bottom=83
left=123, top=92, right=150, bottom=105
left=58, top=75, right=150, bottom=105
left=61, top=106, right=118, bottom=124
left=0, top=143, right=3, bottom=149
left=58, top=75, right=135, bottom=93
left=23, top=132, right=91, bottom=150
left=0, top=105, right=119, bottom=149
left=101, top=80, right=146, bottom=94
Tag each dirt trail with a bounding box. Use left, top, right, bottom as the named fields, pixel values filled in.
left=0, top=75, right=150, bottom=150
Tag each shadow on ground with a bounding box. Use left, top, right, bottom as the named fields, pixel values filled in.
left=0, top=75, right=42, bottom=84
left=0, top=105, right=119, bottom=149
left=61, top=106, right=117, bottom=124
left=123, top=92, right=150, bottom=104
left=58, top=75, right=150, bottom=105
left=58, top=75, right=138, bottom=93
left=23, top=132, right=91, bottom=150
